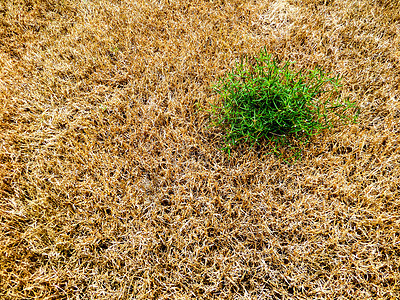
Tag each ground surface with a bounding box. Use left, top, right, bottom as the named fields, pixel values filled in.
left=1, top=0, right=400, bottom=299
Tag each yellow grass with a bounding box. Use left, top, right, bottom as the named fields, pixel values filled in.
left=1, top=0, right=399, bottom=298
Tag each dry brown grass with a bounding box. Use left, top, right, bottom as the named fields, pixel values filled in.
left=1, top=0, right=400, bottom=298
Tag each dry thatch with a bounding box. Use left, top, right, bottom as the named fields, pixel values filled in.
left=1, top=0, right=399, bottom=298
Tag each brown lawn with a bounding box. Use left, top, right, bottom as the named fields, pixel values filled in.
left=1, top=0, right=399, bottom=299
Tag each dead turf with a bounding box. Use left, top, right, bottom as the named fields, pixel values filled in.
left=1, top=0, right=400, bottom=299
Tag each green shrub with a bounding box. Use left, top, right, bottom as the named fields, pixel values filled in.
left=209, top=48, right=358, bottom=160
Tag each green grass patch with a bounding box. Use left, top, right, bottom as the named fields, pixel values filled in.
left=209, top=48, right=358, bottom=161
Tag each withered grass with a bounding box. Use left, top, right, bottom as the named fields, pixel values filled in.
left=0, top=0, right=399, bottom=299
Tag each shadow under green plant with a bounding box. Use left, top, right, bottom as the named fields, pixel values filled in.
left=208, top=48, right=359, bottom=161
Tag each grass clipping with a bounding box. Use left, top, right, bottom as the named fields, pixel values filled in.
left=210, top=48, right=358, bottom=160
